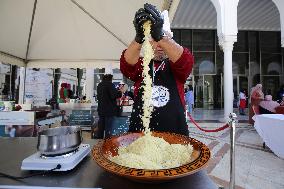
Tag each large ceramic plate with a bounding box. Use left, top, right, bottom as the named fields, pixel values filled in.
left=92, top=132, right=211, bottom=182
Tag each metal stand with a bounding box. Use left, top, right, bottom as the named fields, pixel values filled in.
left=228, top=113, right=237, bottom=189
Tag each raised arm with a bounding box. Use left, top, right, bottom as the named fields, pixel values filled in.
left=120, top=50, right=143, bottom=82
left=120, top=7, right=153, bottom=81
left=158, top=37, right=183, bottom=63
left=124, top=41, right=142, bottom=65
left=143, top=3, right=183, bottom=62
left=143, top=3, right=193, bottom=82
left=124, top=7, right=153, bottom=65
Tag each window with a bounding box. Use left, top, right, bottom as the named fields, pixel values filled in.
left=232, top=53, right=249, bottom=75
left=172, top=30, right=181, bottom=44
left=193, top=30, right=215, bottom=51
left=216, top=45, right=224, bottom=74
left=249, top=31, right=258, bottom=54
left=181, top=30, right=192, bottom=50
left=262, top=76, right=281, bottom=98
left=260, top=32, right=281, bottom=53
left=261, top=54, right=282, bottom=75
left=234, top=31, right=248, bottom=52
left=193, top=52, right=215, bottom=75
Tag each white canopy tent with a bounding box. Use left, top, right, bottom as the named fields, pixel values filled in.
left=0, top=0, right=281, bottom=69
left=1, top=0, right=283, bottom=119
left=0, top=0, right=168, bottom=68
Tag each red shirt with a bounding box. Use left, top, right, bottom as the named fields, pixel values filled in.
left=120, top=47, right=194, bottom=107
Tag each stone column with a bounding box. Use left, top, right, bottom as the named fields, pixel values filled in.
left=85, top=68, right=94, bottom=103
left=219, top=35, right=236, bottom=121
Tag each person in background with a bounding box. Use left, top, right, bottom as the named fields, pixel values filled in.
left=127, top=87, right=134, bottom=100
left=119, top=83, right=128, bottom=96
left=120, top=4, right=194, bottom=136
left=93, top=94, right=96, bottom=103
left=68, top=89, right=73, bottom=99
left=277, top=85, right=284, bottom=103
left=184, top=86, right=188, bottom=93
left=249, top=84, right=264, bottom=124
left=259, top=95, right=280, bottom=114
left=97, top=74, right=122, bottom=138
left=266, top=89, right=272, bottom=96
left=1, top=84, right=9, bottom=96
left=59, top=83, right=67, bottom=103
left=60, top=110, right=69, bottom=126
left=238, top=89, right=247, bottom=115
left=118, top=81, right=125, bottom=91
left=119, top=83, right=129, bottom=105
left=185, top=85, right=194, bottom=114
left=48, top=95, right=59, bottom=110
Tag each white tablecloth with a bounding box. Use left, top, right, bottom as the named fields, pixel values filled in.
left=253, top=114, right=284, bottom=158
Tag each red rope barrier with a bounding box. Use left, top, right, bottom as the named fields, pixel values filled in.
left=187, top=112, right=229, bottom=132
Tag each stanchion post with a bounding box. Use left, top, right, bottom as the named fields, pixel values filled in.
left=228, top=113, right=237, bottom=189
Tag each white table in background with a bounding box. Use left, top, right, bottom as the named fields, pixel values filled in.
left=253, top=114, right=284, bottom=158
left=0, top=111, right=35, bottom=125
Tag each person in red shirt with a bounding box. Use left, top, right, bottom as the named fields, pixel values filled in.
left=238, top=89, right=247, bottom=115
left=120, top=3, right=194, bottom=136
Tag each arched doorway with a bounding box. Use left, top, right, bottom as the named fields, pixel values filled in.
left=237, top=0, right=282, bottom=100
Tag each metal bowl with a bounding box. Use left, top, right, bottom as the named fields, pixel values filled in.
left=37, top=126, right=82, bottom=156
left=92, top=132, right=211, bottom=182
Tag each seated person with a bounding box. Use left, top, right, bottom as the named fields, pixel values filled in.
left=48, top=95, right=59, bottom=110
left=259, top=95, right=280, bottom=114
left=280, top=95, right=284, bottom=106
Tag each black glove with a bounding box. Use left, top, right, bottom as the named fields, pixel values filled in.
left=144, top=3, right=164, bottom=42
left=133, top=8, right=151, bottom=44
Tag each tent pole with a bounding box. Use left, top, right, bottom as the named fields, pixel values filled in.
left=23, top=0, right=37, bottom=104
left=0, top=51, right=24, bottom=62
left=23, top=67, right=27, bottom=104
left=25, top=0, right=38, bottom=62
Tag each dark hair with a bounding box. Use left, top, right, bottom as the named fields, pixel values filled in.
left=103, top=74, right=113, bottom=81
left=188, top=85, right=193, bottom=91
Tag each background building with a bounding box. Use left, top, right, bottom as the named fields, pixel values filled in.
left=172, top=30, right=283, bottom=109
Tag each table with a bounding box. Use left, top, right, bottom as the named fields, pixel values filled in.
left=59, top=103, right=93, bottom=114
left=0, top=111, right=35, bottom=125
left=36, top=114, right=63, bottom=126
left=253, top=114, right=284, bottom=158
left=0, top=138, right=217, bottom=189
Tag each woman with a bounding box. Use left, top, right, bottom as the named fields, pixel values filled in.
left=120, top=4, right=194, bottom=136
left=280, top=95, right=284, bottom=106
left=249, top=84, right=264, bottom=124
left=259, top=95, right=280, bottom=114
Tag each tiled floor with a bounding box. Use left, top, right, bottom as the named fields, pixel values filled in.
left=187, top=122, right=284, bottom=189
left=191, top=108, right=249, bottom=122
left=85, top=109, right=284, bottom=189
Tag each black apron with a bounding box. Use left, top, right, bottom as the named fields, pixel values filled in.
left=128, top=59, right=188, bottom=136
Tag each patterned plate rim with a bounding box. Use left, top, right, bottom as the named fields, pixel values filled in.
left=92, top=132, right=211, bottom=179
